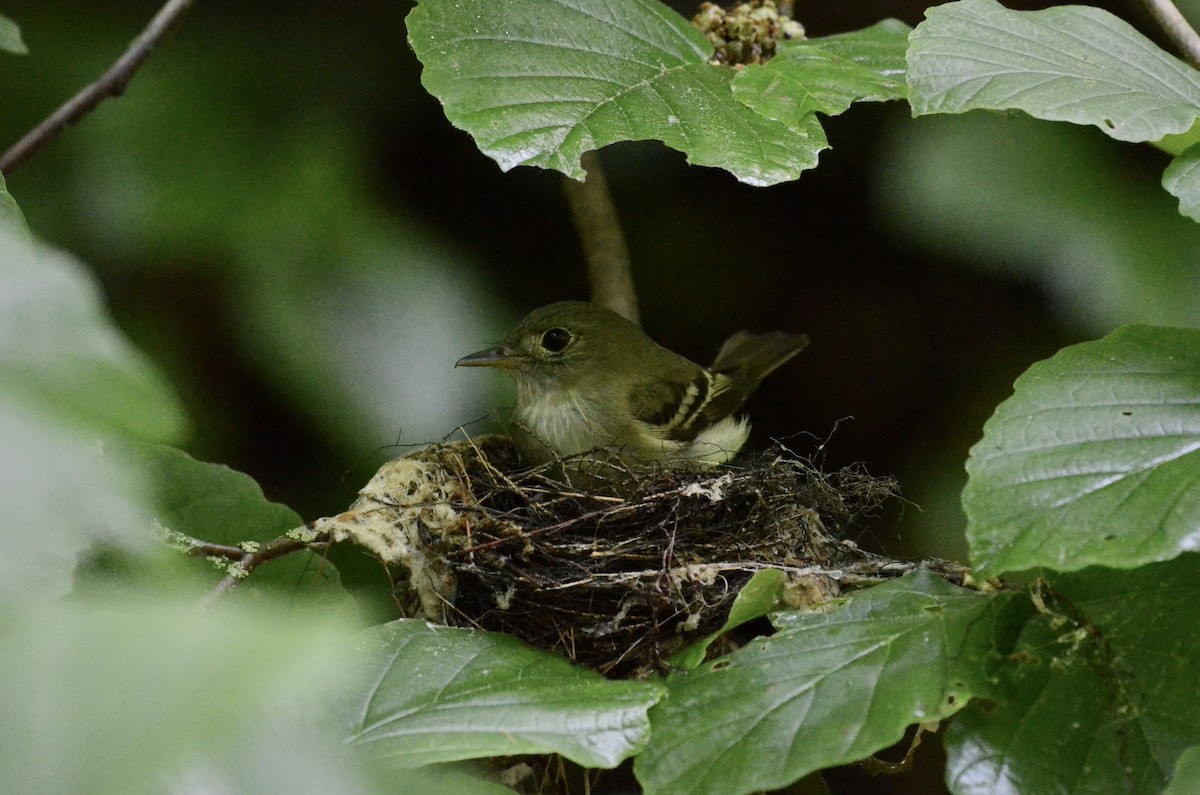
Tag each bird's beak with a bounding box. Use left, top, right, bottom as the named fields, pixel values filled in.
left=455, top=346, right=523, bottom=368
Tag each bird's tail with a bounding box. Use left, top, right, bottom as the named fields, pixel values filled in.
left=710, top=331, right=809, bottom=391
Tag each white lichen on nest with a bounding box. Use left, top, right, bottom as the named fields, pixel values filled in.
left=308, top=449, right=485, bottom=621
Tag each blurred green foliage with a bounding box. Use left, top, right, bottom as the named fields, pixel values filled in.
left=0, top=0, right=510, bottom=518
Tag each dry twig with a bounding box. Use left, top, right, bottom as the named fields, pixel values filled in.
left=194, top=533, right=314, bottom=609
left=0, top=0, right=199, bottom=174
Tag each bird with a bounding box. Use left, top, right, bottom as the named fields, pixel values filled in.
left=456, top=301, right=807, bottom=470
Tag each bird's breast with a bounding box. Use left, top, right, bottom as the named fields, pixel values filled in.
left=513, top=390, right=612, bottom=462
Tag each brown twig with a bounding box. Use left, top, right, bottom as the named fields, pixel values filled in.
left=562, top=150, right=640, bottom=326
left=0, top=0, right=199, bottom=175
left=187, top=541, right=246, bottom=559
left=1143, top=0, right=1200, bottom=69
left=195, top=533, right=317, bottom=609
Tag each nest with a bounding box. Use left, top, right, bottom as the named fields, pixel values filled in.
left=312, top=436, right=966, bottom=678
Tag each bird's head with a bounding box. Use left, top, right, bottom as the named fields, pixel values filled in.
left=456, top=301, right=651, bottom=392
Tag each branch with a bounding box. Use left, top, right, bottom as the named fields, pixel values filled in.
left=1143, top=0, right=1200, bottom=69
left=0, top=0, right=199, bottom=175
left=194, top=532, right=320, bottom=609
left=562, top=150, right=640, bottom=326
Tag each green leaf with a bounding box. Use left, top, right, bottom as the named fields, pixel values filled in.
left=0, top=229, right=186, bottom=603
left=406, top=0, right=824, bottom=186
left=963, top=325, right=1200, bottom=577
left=343, top=619, right=665, bottom=769
left=1166, top=745, right=1200, bottom=795
left=111, top=443, right=345, bottom=602
left=1155, top=118, right=1200, bottom=157
left=1164, top=142, right=1200, bottom=222
left=732, top=19, right=910, bottom=126
left=0, top=599, right=363, bottom=794
left=0, top=173, right=26, bottom=232
left=671, top=568, right=788, bottom=670
left=0, top=228, right=186, bottom=444
left=0, top=14, right=27, bottom=55
left=946, top=556, right=1200, bottom=795
left=907, top=0, right=1200, bottom=143
left=635, top=571, right=1001, bottom=795
left=0, top=396, right=152, bottom=604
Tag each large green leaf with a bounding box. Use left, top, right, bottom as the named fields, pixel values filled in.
left=634, top=571, right=1002, bottom=795
left=0, top=599, right=364, bottom=794
left=908, top=0, right=1200, bottom=143
left=1164, top=143, right=1200, bottom=222
left=946, top=556, right=1200, bottom=795
left=0, top=14, right=26, bottom=54
left=0, top=229, right=185, bottom=603
left=343, top=620, right=665, bottom=769
left=963, top=325, right=1200, bottom=577
left=732, top=19, right=910, bottom=126
left=0, top=396, right=152, bottom=604
left=0, top=228, right=186, bottom=443
left=406, top=0, right=824, bottom=186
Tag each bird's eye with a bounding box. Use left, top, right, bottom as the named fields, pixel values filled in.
left=540, top=327, right=573, bottom=353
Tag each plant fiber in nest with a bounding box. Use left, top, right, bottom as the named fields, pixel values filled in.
left=314, top=436, right=951, bottom=678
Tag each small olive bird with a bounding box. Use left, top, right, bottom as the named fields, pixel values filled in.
left=456, top=301, right=808, bottom=468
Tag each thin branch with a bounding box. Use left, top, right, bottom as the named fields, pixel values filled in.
left=0, top=0, right=199, bottom=175
left=562, top=150, right=640, bottom=326
left=196, top=533, right=318, bottom=609
left=1143, top=0, right=1200, bottom=69
left=187, top=541, right=246, bottom=559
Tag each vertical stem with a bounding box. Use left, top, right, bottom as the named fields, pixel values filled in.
left=561, top=150, right=640, bottom=326
left=1143, top=0, right=1200, bottom=69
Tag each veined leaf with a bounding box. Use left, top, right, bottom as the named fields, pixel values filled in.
left=343, top=620, right=664, bottom=769
left=669, top=567, right=788, bottom=670
left=908, top=0, right=1200, bottom=143
left=947, top=556, right=1200, bottom=795
left=406, top=0, right=825, bottom=186
left=964, top=325, right=1200, bottom=577
left=733, top=19, right=910, bottom=126
left=635, top=571, right=1002, bottom=795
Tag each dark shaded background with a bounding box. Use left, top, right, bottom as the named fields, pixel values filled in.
left=2, top=2, right=1198, bottom=789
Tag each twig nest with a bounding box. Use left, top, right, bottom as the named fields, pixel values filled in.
left=316, top=436, right=961, bottom=677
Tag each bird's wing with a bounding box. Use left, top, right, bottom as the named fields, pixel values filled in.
left=711, top=331, right=808, bottom=391
left=628, top=368, right=746, bottom=443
